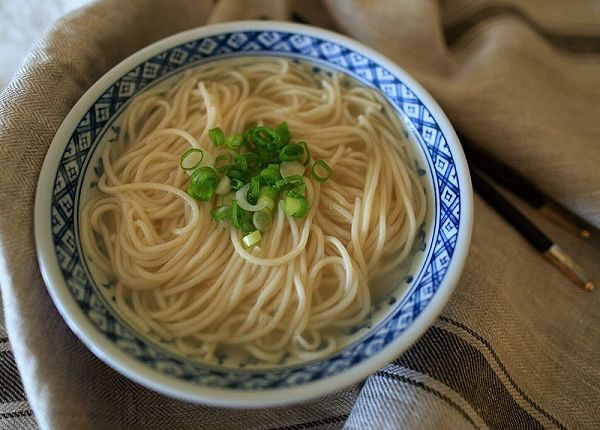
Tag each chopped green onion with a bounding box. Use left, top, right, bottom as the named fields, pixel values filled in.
left=227, top=168, right=245, bottom=180
left=180, top=148, right=204, bottom=171
left=209, top=128, right=225, bottom=147
left=220, top=192, right=236, bottom=206
left=268, top=150, right=281, bottom=164
left=214, top=153, right=232, bottom=173
left=311, top=160, right=332, bottom=182
left=234, top=152, right=262, bottom=174
left=227, top=168, right=247, bottom=190
left=188, top=166, right=219, bottom=201
left=252, top=126, right=281, bottom=148
left=188, top=182, right=215, bottom=201
left=256, top=147, right=270, bottom=166
left=215, top=176, right=231, bottom=195
left=234, top=154, right=249, bottom=172
left=248, top=176, right=261, bottom=203
left=280, top=160, right=305, bottom=178
left=279, top=143, right=304, bottom=161
left=259, top=164, right=282, bottom=185
left=231, top=200, right=243, bottom=229
left=182, top=122, right=327, bottom=233
left=292, top=181, right=306, bottom=194
left=211, top=206, right=231, bottom=223
left=275, top=175, right=304, bottom=190
left=242, top=230, right=262, bottom=248
left=226, top=134, right=245, bottom=150
left=243, top=152, right=262, bottom=171
left=299, top=141, right=311, bottom=166
left=230, top=178, right=245, bottom=190
left=275, top=122, right=291, bottom=146
left=253, top=209, right=273, bottom=232
left=239, top=217, right=255, bottom=234
left=231, top=201, right=254, bottom=233
left=284, top=191, right=309, bottom=218
left=257, top=185, right=279, bottom=212
left=190, top=166, right=219, bottom=186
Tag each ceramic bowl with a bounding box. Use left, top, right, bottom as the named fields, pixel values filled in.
left=35, top=21, right=472, bottom=407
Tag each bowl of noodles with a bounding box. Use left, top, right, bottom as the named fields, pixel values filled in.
left=34, top=21, right=472, bottom=406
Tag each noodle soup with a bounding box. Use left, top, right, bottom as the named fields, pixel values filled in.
left=79, top=57, right=428, bottom=366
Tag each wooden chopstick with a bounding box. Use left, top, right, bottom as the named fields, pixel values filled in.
left=470, top=168, right=593, bottom=290
left=459, top=133, right=594, bottom=239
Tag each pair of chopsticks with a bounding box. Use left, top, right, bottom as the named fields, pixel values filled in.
left=461, top=134, right=594, bottom=291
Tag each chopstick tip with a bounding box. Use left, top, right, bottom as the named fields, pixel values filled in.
left=584, top=281, right=594, bottom=291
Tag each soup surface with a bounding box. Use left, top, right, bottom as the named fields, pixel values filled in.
left=80, top=57, right=427, bottom=364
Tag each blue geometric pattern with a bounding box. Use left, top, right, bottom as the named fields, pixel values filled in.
left=50, top=30, right=461, bottom=389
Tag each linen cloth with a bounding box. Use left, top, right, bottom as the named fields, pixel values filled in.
left=1, top=0, right=599, bottom=428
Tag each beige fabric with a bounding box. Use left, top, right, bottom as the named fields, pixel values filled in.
left=0, top=0, right=599, bottom=428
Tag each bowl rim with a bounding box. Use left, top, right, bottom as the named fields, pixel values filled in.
left=34, top=20, right=473, bottom=407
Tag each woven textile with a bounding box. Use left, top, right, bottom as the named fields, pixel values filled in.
left=0, top=1, right=599, bottom=429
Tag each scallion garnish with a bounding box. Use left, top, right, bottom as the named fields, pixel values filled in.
left=215, top=175, right=232, bottom=195
left=248, top=176, right=261, bottom=203
left=279, top=143, right=304, bottom=161
left=226, top=134, right=245, bottom=150
left=208, top=127, right=225, bottom=147
left=227, top=168, right=246, bottom=190
left=280, top=160, right=305, bottom=178
left=275, top=122, right=291, bottom=145
left=275, top=175, right=304, bottom=190
left=180, top=148, right=204, bottom=171
left=284, top=191, right=309, bottom=218
left=252, top=126, right=281, bottom=148
left=243, top=152, right=262, bottom=171
left=257, top=185, right=279, bottom=212
left=299, top=141, right=311, bottom=166
left=230, top=200, right=243, bottom=229
left=188, top=166, right=219, bottom=201
left=211, top=206, right=231, bottom=223
left=234, top=154, right=249, bottom=173
left=311, top=160, right=332, bottom=182
left=259, top=164, right=282, bottom=185
left=179, top=121, right=333, bottom=238
left=188, top=182, right=214, bottom=201
left=214, top=153, right=232, bottom=173
left=242, top=230, right=262, bottom=247
left=230, top=178, right=245, bottom=190
left=253, top=209, right=273, bottom=232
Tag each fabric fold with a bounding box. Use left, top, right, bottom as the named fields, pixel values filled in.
left=0, top=0, right=599, bottom=428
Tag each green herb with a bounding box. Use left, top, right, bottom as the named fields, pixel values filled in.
left=211, top=206, right=231, bottom=223
left=178, top=121, right=333, bottom=241
left=275, top=175, right=304, bottom=190
left=253, top=209, right=273, bottom=232
left=180, top=148, right=204, bottom=171
left=311, top=160, right=332, bottom=182
left=242, top=230, right=262, bottom=247
left=188, top=166, right=218, bottom=200
left=279, top=143, right=305, bottom=161
left=208, top=128, right=225, bottom=147
left=284, top=191, right=309, bottom=218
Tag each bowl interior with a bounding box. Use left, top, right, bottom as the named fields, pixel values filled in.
left=38, top=22, right=468, bottom=402
left=78, top=55, right=436, bottom=370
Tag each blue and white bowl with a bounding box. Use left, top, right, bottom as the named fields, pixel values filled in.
left=35, top=21, right=473, bottom=406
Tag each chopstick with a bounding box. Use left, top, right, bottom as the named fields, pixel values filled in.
left=470, top=168, right=593, bottom=290
left=459, top=133, right=593, bottom=239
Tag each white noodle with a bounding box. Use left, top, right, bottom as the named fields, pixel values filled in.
left=81, top=58, right=426, bottom=363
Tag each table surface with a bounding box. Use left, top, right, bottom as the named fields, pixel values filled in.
left=0, top=3, right=90, bottom=428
